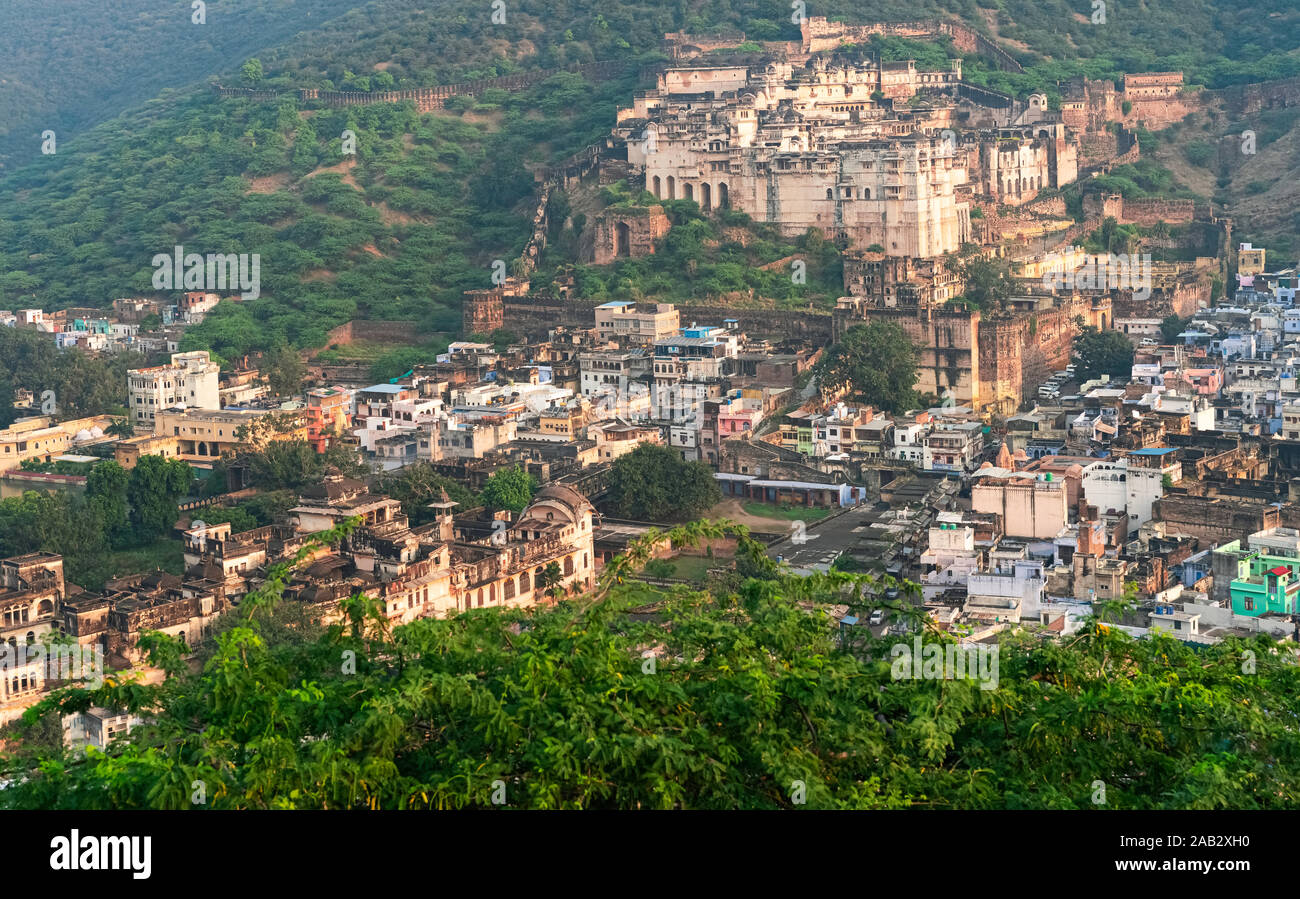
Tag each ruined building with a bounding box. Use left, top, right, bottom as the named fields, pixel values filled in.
left=834, top=254, right=1110, bottom=413
left=580, top=205, right=672, bottom=264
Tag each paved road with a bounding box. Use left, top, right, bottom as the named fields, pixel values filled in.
left=765, top=501, right=889, bottom=575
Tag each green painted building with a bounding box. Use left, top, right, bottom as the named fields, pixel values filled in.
left=1230, top=562, right=1300, bottom=617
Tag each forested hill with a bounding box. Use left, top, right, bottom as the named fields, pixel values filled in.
left=0, top=0, right=370, bottom=172
left=203, top=0, right=1300, bottom=93
left=4, top=0, right=1296, bottom=175
left=0, top=0, right=1295, bottom=363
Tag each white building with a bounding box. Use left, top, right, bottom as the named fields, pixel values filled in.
left=967, top=558, right=1046, bottom=622
left=920, top=514, right=980, bottom=599
left=579, top=349, right=651, bottom=404
left=1081, top=449, right=1181, bottom=536
left=669, top=423, right=699, bottom=461
left=127, top=350, right=221, bottom=430
left=63, top=707, right=146, bottom=752
left=922, top=420, right=984, bottom=472
left=889, top=419, right=930, bottom=465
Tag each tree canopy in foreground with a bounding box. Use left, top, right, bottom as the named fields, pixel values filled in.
left=2, top=519, right=1298, bottom=810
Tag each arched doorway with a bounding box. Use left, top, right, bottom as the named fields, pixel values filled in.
left=718, top=182, right=729, bottom=208
left=666, top=176, right=676, bottom=199
left=197, top=441, right=208, bottom=456
left=615, top=221, right=631, bottom=257
left=652, top=175, right=661, bottom=198
left=684, top=183, right=694, bottom=202
left=700, top=182, right=712, bottom=211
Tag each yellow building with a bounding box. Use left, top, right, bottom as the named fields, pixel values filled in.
left=1239, top=243, right=1266, bottom=277
left=539, top=401, right=588, bottom=438
left=151, top=408, right=309, bottom=465
left=0, top=415, right=115, bottom=473
left=113, top=434, right=182, bottom=470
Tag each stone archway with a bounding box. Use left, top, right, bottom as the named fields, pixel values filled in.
left=718, top=182, right=729, bottom=208
left=700, top=182, right=712, bottom=211
left=652, top=175, right=661, bottom=198
left=666, top=176, right=676, bottom=199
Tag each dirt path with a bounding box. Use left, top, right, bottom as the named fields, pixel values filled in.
left=707, top=498, right=796, bottom=531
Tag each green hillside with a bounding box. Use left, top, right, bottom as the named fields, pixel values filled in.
left=0, top=0, right=1295, bottom=363
left=0, top=0, right=371, bottom=172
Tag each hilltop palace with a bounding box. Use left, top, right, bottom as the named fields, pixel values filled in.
left=616, top=51, right=1076, bottom=257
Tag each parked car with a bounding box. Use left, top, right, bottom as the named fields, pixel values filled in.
left=869, top=609, right=885, bottom=626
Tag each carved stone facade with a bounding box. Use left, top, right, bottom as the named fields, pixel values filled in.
left=621, top=57, right=972, bottom=256
left=963, top=124, right=1077, bottom=206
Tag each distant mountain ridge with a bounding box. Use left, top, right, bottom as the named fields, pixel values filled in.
left=0, top=0, right=370, bottom=172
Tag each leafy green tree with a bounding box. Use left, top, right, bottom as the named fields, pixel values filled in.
left=607, top=443, right=721, bottom=522
left=0, top=328, right=131, bottom=420
left=1073, top=326, right=1135, bottom=382
left=815, top=321, right=920, bottom=413
left=535, top=560, right=565, bottom=599
left=1087, top=217, right=1141, bottom=255
left=377, top=463, right=477, bottom=524
left=240, top=439, right=367, bottom=491
left=480, top=465, right=537, bottom=513
left=7, top=520, right=1300, bottom=810
left=0, top=489, right=109, bottom=587
left=240, top=58, right=265, bottom=87
left=1159, top=314, right=1189, bottom=344
left=0, top=369, right=16, bottom=429
left=198, top=505, right=259, bottom=534
left=260, top=342, right=307, bottom=397
left=952, top=255, right=1013, bottom=312
left=126, top=456, right=193, bottom=541
left=641, top=558, right=677, bottom=579
left=368, top=346, right=444, bottom=383
left=735, top=538, right=779, bottom=580
left=86, top=461, right=130, bottom=548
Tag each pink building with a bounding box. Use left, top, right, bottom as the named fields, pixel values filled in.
left=1178, top=368, right=1223, bottom=396
left=716, top=396, right=764, bottom=437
